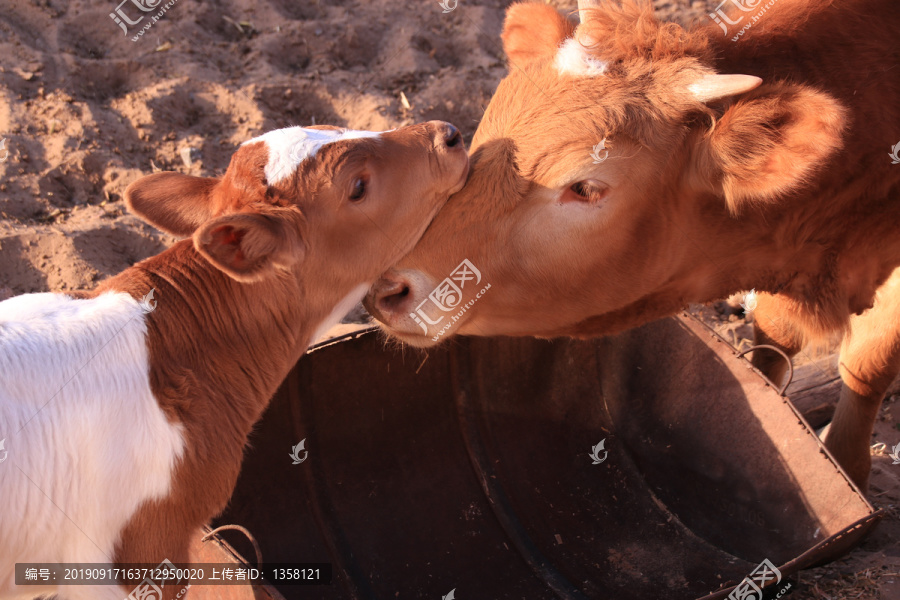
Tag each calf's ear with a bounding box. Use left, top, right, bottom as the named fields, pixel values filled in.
left=193, top=206, right=307, bottom=283
left=691, top=83, right=846, bottom=214
left=502, top=3, right=574, bottom=68
left=125, top=173, right=220, bottom=237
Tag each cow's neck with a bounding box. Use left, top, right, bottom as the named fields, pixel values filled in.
left=94, top=239, right=350, bottom=423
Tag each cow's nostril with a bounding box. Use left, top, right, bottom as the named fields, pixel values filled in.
left=374, top=283, right=412, bottom=316
left=444, top=125, right=462, bottom=148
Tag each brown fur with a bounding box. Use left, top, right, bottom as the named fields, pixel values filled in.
left=365, top=1, right=900, bottom=489
left=89, top=121, right=467, bottom=596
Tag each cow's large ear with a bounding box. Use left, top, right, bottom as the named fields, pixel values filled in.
left=193, top=206, right=307, bottom=282
left=691, top=84, right=846, bottom=214
left=125, top=173, right=219, bottom=237
left=502, top=3, right=574, bottom=68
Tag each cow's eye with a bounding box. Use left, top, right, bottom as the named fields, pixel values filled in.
left=349, top=175, right=368, bottom=202
left=562, top=180, right=609, bottom=204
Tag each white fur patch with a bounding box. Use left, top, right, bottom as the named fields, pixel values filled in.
left=0, top=292, right=185, bottom=599
left=310, top=283, right=371, bottom=345
left=244, top=127, right=383, bottom=185
left=555, top=38, right=608, bottom=77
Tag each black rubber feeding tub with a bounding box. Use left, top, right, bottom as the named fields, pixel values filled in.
left=211, top=312, right=881, bottom=600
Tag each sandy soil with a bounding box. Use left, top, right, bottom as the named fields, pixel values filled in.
left=0, top=0, right=897, bottom=597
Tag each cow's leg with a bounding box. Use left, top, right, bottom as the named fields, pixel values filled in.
left=826, top=268, right=900, bottom=490
left=750, top=292, right=805, bottom=385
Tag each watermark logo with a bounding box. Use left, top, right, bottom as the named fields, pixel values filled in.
left=110, top=0, right=162, bottom=33
left=128, top=575, right=163, bottom=599
left=111, top=0, right=181, bottom=42
left=590, top=138, right=609, bottom=164
left=0, top=439, right=7, bottom=464
left=288, top=146, right=303, bottom=164
left=589, top=439, right=608, bottom=465
left=409, top=259, right=492, bottom=341
left=438, top=0, right=458, bottom=13
left=126, top=559, right=190, bottom=600
left=288, top=137, right=318, bottom=165
left=890, top=442, right=900, bottom=465
left=709, top=0, right=758, bottom=34
left=139, top=289, right=157, bottom=314
left=728, top=558, right=791, bottom=600
left=889, top=141, right=900, bottom=165
left=709, top=0, right=778, bottom=41
left=740, top=289, right=758, bottom=313
left=442, top=589, right=456, bottom=600
left=290, top=439, right=308, bottom=465
left=0, top=138, right=9, bottom=163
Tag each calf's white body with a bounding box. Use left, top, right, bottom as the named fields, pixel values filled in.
left=0, top=292, right=185, bottom=599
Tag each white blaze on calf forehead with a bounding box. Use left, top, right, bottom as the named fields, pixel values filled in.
left=243, top=127, right=383, bottom=185
left=556, top=38, right=608, bottom=77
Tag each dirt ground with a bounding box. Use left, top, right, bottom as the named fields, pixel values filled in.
left=0, top=0, right=897, bottom=597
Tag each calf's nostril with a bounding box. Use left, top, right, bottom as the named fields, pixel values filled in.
left=443, top=125, right=462, bottom=148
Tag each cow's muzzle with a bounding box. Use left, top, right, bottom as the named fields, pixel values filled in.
left=364, top=269, right=441, bottom=345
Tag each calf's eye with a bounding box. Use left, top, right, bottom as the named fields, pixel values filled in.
left=562, top=179, right=609, bottom=204
left=349, top=176, right=368, bottom=202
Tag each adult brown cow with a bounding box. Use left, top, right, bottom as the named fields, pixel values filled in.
left=365, top=0, right=900, bottom=490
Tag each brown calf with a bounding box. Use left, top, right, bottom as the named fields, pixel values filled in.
left=365, top=0, right=900, bottom=490
left=0, top=121, right=467, bottom=599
